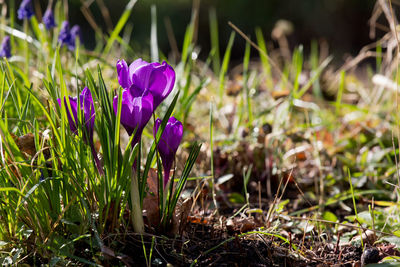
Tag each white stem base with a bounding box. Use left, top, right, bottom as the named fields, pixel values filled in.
left=130, top=170, right=144, bottom=234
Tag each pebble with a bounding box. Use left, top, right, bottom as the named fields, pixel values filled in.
left=361, top=247, right=380, bottom=266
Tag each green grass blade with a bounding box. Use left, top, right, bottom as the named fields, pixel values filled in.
left=103, top=0, right=137, bottom=55
left=218, top=31, right=235, bottom=105
left=209, top=7, right=220, bottom=74
left=255, top=27, right=272, bottom=89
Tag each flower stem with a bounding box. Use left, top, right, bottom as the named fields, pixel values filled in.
left=130, top=167, right=144, bottom=234
left=90, top=143, right=104, bottom=176
left=24, top=19, right=29, bottom=76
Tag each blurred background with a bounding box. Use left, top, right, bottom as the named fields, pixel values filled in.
left=22, top=0, right=378, bottom=63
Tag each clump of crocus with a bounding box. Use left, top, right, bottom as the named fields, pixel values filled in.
left=114, top=58, right=176, bottom=234
left=153, top=117, right=183, bottom=187
left=42, top=8, right=56, bottom=29
left=58, top=87, right=103, bottom=175
left=0, top=36, right=11, bottom=58
left=116, top=59, right=175, bottom=110
left=17, top=0, right=34, bottom=20
left=113, top=59, right=175, bottom=144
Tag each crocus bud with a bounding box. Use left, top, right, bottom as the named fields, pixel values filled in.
left=116, top=59, right=175, bottom=110
left=17, top=0, right=34, bottom=20
left=68, top=25, right=82, bottom=51
left=43, top=9, right=56, bottom=30
left=57, top=87, right=95, bottom=142
left=57, top=87, right=103, bottom=175
left=153, top=117, right=183, bottom=186
left=0, top=36, right=11, bottom=58
left=58, top=21, right=71, bottom=47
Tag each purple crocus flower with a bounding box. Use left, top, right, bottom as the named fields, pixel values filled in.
left=116, top=59, right=175, bottom=110
left=68, top=25, right=82, bottom=50
left=113, top=90, right=154, bottom=145
left=58, top=21, right=71, bottom=47
left=153, top=117, right=183, bottom=186
left=57, top=87, right=95, bottom=141
left=0, top=36, right=11, bottom=58
left=43, top=8, right=56, bottom=30
left=57, top=87, right=103, bottom=175
left=17, top=0, right=34, bottom=20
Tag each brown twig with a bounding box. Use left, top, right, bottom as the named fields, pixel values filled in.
left=227, top=21, right=293, bottom=89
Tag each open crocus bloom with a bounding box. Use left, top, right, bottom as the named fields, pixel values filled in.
left=153, top=117, right=183, bottom=186
left=116, top=59, right=175, bottom=110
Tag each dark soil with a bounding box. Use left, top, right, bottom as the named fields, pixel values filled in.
left=101, top=219, right=365, bottom=267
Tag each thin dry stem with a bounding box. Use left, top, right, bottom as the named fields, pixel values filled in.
left=228, top=21, right=293, bottom=89
left=389, top=0, right=400, bottom=198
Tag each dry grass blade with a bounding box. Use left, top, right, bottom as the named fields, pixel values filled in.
left=228, top=21, right=293, bottom=89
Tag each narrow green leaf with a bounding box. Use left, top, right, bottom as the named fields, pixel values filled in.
left=103, top=0, right=137, bottom=55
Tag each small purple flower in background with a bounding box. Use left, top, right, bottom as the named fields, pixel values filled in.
left=43, top=8, right=56, bottom=29
left=58, top=21, right=71, bottom=47
left=17, top=0, right=34, bottom=20
left=68, top=25, right=82, bottom=51
left=113, top=91, right=154, bottom=145
left=58, top=22, right=83, bottom=51
left=116, top=59, right=175, bottom=110
left=57, top=87, right=103, bottom=175
left=0, top=36, right=11, bottom=58
left=153, top=117, right=183, bottom=187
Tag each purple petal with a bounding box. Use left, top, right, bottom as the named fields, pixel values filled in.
left=70, top=25, right=82, bottom=42
left=131, top=61, right=175, bottom=109
left=18, top=0, right=34, bottom=20
left=58, top=87, right=95, bottom=142
left=114, top=90, right=154, bottom=144
left=0, top=36, right=11, bottom=58
left=130, top=62, right=154, bottom=96
left=129, top=58, right=149, bottom=75
left=116, top=60, right=130, bottom=89
left=68, top=25, right=82, bottom=51
left=43, top=9, right=56, bottom=29
left=148, top=61, right=175, bottom=108
left=58, top=96, right=78, bottom=134
left=79, top=87, right=95, bottom=138
left=153, top=116, right=183, bottom=186
left=58, top=21, right=71, bottom=47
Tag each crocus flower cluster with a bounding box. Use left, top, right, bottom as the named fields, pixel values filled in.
left=114, top=59, right=175, bottom=144
left=17, top=0, right=34, bottom=20
left=153, top=117, right=183, bottom=186
left=114, top=59, right=182, bottom=185
left=0, top=36, right=11, bottom=58
left=58, top=87, right=103, bottom=175
left=43, top=8, right=56, bottom=30
left=58, top=21, right=82, bottom=51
